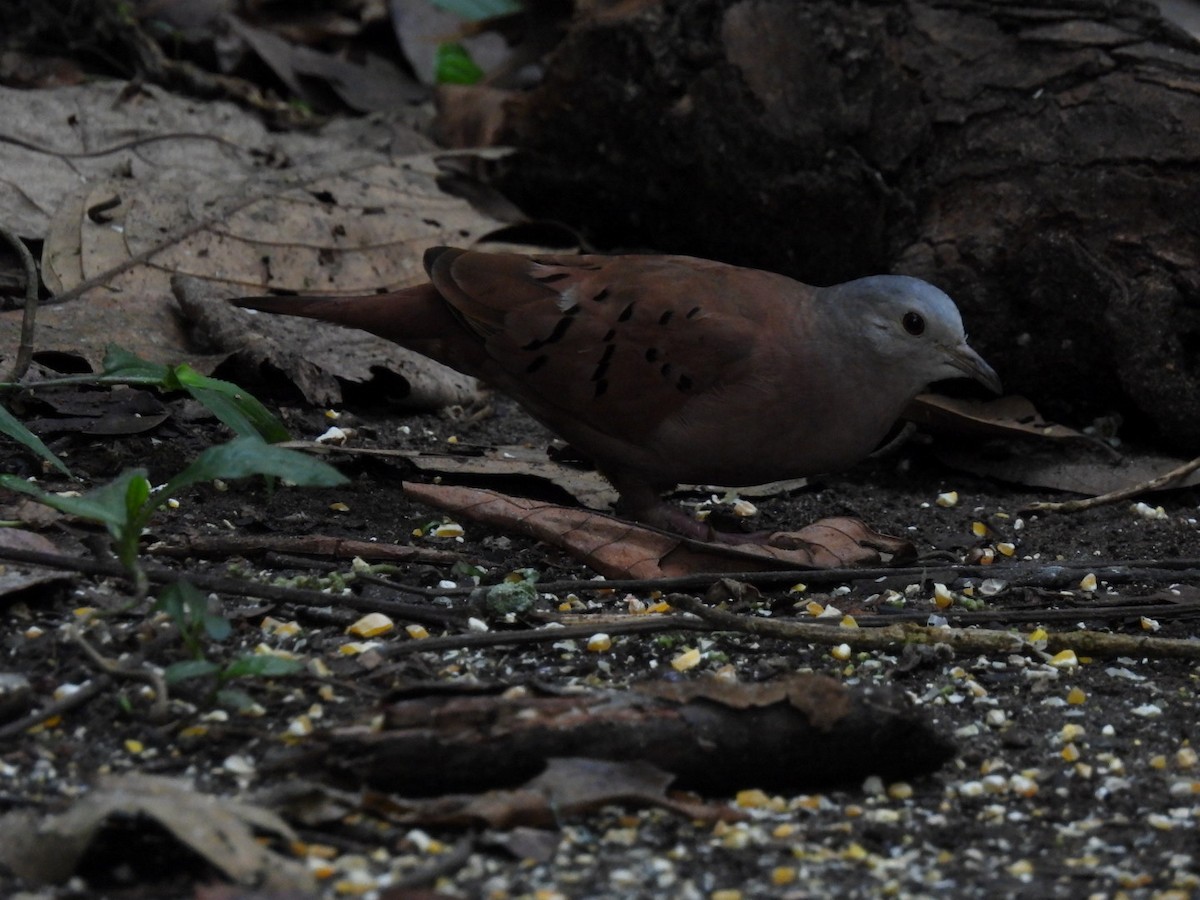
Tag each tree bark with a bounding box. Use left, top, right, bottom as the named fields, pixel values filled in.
left=496, top=0, right=1200, bottom=448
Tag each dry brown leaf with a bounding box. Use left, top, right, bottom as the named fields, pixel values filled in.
left=363, top=758, right=734, bottom=829
left=177, top=274, right=479, bottom=409
left=907, top=393, right=1092, bottom=442
left=938, top=440, right=1200, bottom=497
left=402, top=482, right=914, bottom=576
left=1, top=81, right=509, bottom=382
left=13, top=150, right=508, bottom=375
left=227, top=15, right=422, bottom=112
left=0, top=528, right=74, bottom=601
left=0, top=772, right=312, bottom=890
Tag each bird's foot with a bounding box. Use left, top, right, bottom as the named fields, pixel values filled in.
left=619, top=499, right=776, bottom=545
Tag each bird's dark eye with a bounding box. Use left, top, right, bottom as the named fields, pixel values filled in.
left=902, top=311, right=925, bottom=335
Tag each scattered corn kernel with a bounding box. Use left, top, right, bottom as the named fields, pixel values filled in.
left=1177, top=747, right=1198, bottom=769
left=671, top=647, right=702, bottom=671
left=936, top=491, right=959, bottom=508
left=1061, top=724, right=1086, bottom=742
left=840, top=615, right=859, bottom=628
left=1131, top=501, right=1167, bottom=520
left=1140, top=616, right=1161, bottom=632
left=339, top=641, right=380, bottom=655
left=1150, top=755, right=1168, bottom=770
left=1079, top=573, right=1097, bottom=592
left=789, top=583, right=807, bottom=594
left=587, top=633, right=612, bottom=652
left=805, top=601, right=825, bottom=616
left=1008, top=859, right=1034, bottom=877
left=933, top=583, right=955, bottom=609
left=736, top=789, right=771, bottom=808
left=124, top=739, right=144, bottom=754
left=997, top=542, right=1016, bottom=556
left=346, top=613, right=394, bottom=638
left=404, top=624, right=430, bottom=640
left=329, top=502, right=350, bottom=513
left=287, top=715, right=314, bottom=737
left=831, top=643, right=852, bottom=661
left=1062, top=743, right=1081, bottom=763
left=1049, top=649, right=1078, bottom=668
left=887, top=782, right=913, bottom=800
left=432, top=522, right=464, bottom=538
left=772, top=867, right=797, bottom=886
left=971, top=521, right=989, bottom=537
left=1067, top=687, right=1086, bottom=705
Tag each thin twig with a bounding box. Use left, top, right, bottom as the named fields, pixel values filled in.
left=0, top=675, right=112, bottom=742
left=667, top=594, right=1200, bottom=660
left=69, top=624, right=170, bottom=720
left=0, top=222, right=39, bottom=380
left=0, top=132, right=245, bottom=160
left=0, top=545, right=468, bottom=626
left=1023, top=455, right=1200, bottom=514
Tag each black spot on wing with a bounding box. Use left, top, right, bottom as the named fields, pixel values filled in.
left=618, top=302, right=635, bottom=322
left=525, top=354, right=548, bottom=374
left=594, top=378, right=609, bottom=398
left=659, top=310, right=674, bottom=325
left=593, top=288, right=610, bottom=302
left=677, top=374, right=693, bottom=391
left=686, top=306, right=701, bottom=319
left=521, top=312, right=577, bottom=351
left=592, top=344, right=616, bottom=382
left=645, top=348, right=659, bottom=362
left=534, top=272, right=571, bottom=283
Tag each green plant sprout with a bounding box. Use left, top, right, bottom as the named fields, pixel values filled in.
left=0, top=435, right=347, bottom=596
left=157, top=581, right=304, bottom=711
left=0, top=344, right=292, bottom=476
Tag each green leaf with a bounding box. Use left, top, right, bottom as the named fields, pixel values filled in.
left=429, top=0, right=521, bottom=20
left=223, top=655, right=304, bottom=680
left=0, top=469, right=149, bottom=532
left=162, top=435, right=347, bottom=496
left=101, top=346, right=290, bottom=443
left=435, top=43, right=484, bottom=85
left=204, top=613, right=232, bottom=642
left=165, top=659, right=222, bottom=683
left=216, top=688, right=258, bottom=711
left=0, top=403, right=71, bottom=475
left=174, top=365, right=290, bottom=443
left=101, top=345, right=170, bottom=381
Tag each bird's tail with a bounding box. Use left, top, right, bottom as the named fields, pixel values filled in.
left=232, top=284, right=449, bottom=345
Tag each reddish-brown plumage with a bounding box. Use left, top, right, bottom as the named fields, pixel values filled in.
left=235, top=247, right=999, bottom=537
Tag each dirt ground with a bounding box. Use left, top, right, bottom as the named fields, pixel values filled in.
left=0, top=390, right=1197, bottom=899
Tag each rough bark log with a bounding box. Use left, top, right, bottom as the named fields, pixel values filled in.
left=495, top=0, right=1200, bottom=448
left=323, top=675, right=953, bottom=795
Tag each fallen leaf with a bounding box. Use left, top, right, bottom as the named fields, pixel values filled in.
left=0, top=773, right=313, bottom=890
left=227, top=16, right=424, bottom=113
left=936, top=439, right=1200, bottom=496
left=907, top=393, right=1094, bottom=443
left=403, top=481, right=914, bottom=576
left=0, top=529, right=74, bottom=601
left=178, top=274, right=479, bottom=410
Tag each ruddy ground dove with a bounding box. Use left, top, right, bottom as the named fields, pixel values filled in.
left=235, top=248, right=1000, bottom=538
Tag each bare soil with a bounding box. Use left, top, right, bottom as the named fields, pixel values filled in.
left=1, top=392, right=1198, bottom=899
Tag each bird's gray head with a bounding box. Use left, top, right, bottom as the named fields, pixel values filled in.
left=827, top=275, right=1001, bottom=394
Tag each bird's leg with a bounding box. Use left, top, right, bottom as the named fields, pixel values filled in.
left=609, top=473, right=772, bottom=544
left=609, top=475, right=710, bottom=540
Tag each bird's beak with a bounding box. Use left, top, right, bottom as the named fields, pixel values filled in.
left=946, top=342, right=1002, bottom=394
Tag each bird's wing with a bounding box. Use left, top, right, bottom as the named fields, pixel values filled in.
left=426, top=249, right=801, bottom=446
